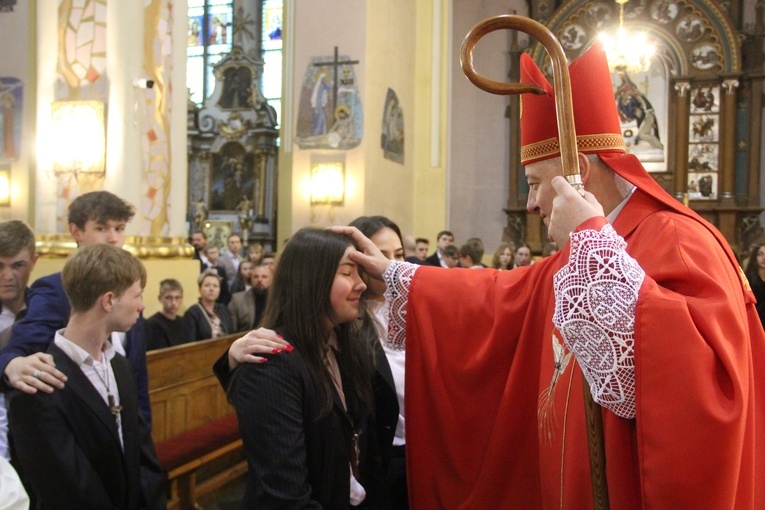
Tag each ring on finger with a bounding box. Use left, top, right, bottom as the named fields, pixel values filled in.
left=33, top=369, right=42, bottom=379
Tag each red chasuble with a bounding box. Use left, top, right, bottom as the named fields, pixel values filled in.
left=404, top=180, right=765, bottom=508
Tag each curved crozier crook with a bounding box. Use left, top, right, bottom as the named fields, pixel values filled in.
left=459, top=15, right=582, bottom=189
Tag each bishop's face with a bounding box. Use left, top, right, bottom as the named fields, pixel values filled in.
left=525, top=156, right=564, bottom=229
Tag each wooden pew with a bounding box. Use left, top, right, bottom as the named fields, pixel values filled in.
left=147, top=334, right=245, bottom=510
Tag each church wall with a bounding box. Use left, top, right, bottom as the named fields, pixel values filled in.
left=286, top=0, right=368, bottom=233
left=361, top=0, right=417, bottom=232
left=448, top=0, right=527, bottom=253
left=0, top=2, right=35, bottom=222
left=34, top=0, right=188, bottom=237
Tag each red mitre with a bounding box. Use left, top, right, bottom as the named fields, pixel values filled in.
left=520, top=40, right=625, bottom=165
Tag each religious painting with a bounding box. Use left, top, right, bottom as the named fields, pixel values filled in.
left=690, top=85, right=719, bottom=114
left=381, top=88, right=404, bottom=164
left=676, top=15, right=705, bottom=43
left=210, top=141, right=256, bottom=212
left=207, top=10, right=231, bottom=46
left=689, top=115, right=718, bottom=143
left=650, top=0, right=679, bottom=24
left=583, top=2, right=612, bottom=30
left=690, top=43, right=721, bottom=71
left=187, top=152, right=212, bottom=226
left=188, top=15, right=203, bottom=47
left=687, top=172, right=717, bottom=200
left=295, top=50, right=363, bottom=150
left=217, top=66, right=252, bottom=110
left=612, top=67, right=666, bottom=171
left=203, top=220, right=233, bottom=250
left=0, top=78, right=22, bottom=163
left=557, top=24, right=587, bottom=51
left=688, top=143, right=718, bottom=173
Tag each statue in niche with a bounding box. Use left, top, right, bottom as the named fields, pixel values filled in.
left=193, top=200, right=209, bottom=230
left=219, top=66, right=252, bottom=110
left=615, top=70, right=663, bottom=150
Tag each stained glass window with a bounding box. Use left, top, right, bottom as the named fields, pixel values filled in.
left=187, top=0, right=282, bottom=127
left=187, top=0, right=234, bottom=106
left=261, top=0, right=283, bottom=125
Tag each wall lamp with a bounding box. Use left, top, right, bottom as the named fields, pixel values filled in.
left=0, top=168, right=10, bottom=206
left=50, top=100, right=106, bottom=178
left=310, top=162, right=345, bottom=205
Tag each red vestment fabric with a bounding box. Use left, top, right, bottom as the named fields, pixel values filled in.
left=404, top=174, right=765, bottom=508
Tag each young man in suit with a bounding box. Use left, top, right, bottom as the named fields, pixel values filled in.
left=0, top=220, right=37, bottom=461
left=8, top=244, right=165, bottom=510
left=423, top=230, right=454, bottom=267
left=0, top=191, right=152, bottom=428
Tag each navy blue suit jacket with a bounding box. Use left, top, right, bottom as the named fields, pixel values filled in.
left=0, top=272, right=152, bottom=428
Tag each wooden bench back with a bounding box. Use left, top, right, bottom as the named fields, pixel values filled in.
left=147, top=335, right=239, bottom=444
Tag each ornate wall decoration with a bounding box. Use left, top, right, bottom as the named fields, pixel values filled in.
left=188, top=45, right=278, bottom=249
left=139, top=0, right=174, bottom=236
left=0, top=78, right=22, bottom=162
left=295, top=47, right=363, bottom=150
left=54, top=0, right=108, bottom=231
left=381, top=88, right=404, bottom=164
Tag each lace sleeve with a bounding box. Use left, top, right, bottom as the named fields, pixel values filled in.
left=552, top=223, right=645, bottom=419
left=382, top=261, right=419, bottom=350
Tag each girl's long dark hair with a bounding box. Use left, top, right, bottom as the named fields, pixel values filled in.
left=259, top=227, right=374, bottom=418
left=745, top=243, right=765, bottom=284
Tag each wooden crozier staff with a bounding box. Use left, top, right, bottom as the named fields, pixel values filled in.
left=460, top=15, right=609, bottom=510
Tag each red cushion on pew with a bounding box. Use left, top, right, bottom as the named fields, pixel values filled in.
left=154, top=413, right=241, bottom=472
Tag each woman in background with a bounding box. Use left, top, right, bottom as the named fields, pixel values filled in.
left=491, top=242, right=514, bottom=271
left=745, top=242, right=765, bottom=327
left=229, top=228, right=389, bottom=508
left=185, top=268, right=234, bottom=340
left=229, top=259, right=253, bottom=295
left=348, top=215, right=409, bottom=509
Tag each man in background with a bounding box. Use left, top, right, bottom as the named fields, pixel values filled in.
left=191, top=231, right=209, bottom=270
left=457, top=241, right=484, bottom=269
left=218, top=233, right=243, bottom=288
left=9, top=244, right=165, bottom=509
left=145, top=279, right=191, bottom=351
left=406, top=238, right=430, bottom=265
left=423, top=230, right=454, bottom=267
left=0, top=220, right=37, bottom=461
left=228, top=264, right=273, bottom=333
left=0, top=191, right=152, bottom=428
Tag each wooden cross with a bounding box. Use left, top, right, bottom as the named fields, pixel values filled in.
left=312, top=47, right=360, bottom=116
left=108, top=394, right=123, bottom=420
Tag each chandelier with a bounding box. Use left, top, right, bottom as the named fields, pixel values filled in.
left=598, top=0, right=654, bottom=73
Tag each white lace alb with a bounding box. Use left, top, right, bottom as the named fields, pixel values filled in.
left=552, top=224, right=645, bottom=419
left=382, top=261, right=418, bottom=350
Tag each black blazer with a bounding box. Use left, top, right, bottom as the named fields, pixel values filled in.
left=184, top=302, right=234, bottom=341
left=357, top=311, right=400, bottom=469
left=8, top=343, right=165, bottom=510
left=423, top=252, right=442, bottom=267
left=229, top=340, right=389, bottom=509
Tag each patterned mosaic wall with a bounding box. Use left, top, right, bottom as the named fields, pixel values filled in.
left=54, top=0, right=108, bottom=231
left=139, top=0, right=173, bottom=235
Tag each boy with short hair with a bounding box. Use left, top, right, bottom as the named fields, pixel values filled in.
left=0, top=190, right=152, bottom=428
left=145, top=279, right=191, bottom=350
left=8, top=244, right=165, bottom=510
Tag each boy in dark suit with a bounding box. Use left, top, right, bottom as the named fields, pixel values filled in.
left=8, top=244, right=165, bottom=510
left=0, top=191, right=152, bottom=428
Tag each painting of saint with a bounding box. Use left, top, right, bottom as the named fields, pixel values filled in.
left=381, top=88, right=404, bottom=164
left=210, top=142, right=255, bottom=211
left=296, top=53, right=363, bottom=150
left=0, top=78, right=22, bottom=162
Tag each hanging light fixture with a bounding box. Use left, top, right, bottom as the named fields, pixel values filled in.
left=598, top=0, right=654, bottom=73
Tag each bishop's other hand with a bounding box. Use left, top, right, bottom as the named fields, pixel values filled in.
left=548, top=175, right=605, bottom=246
